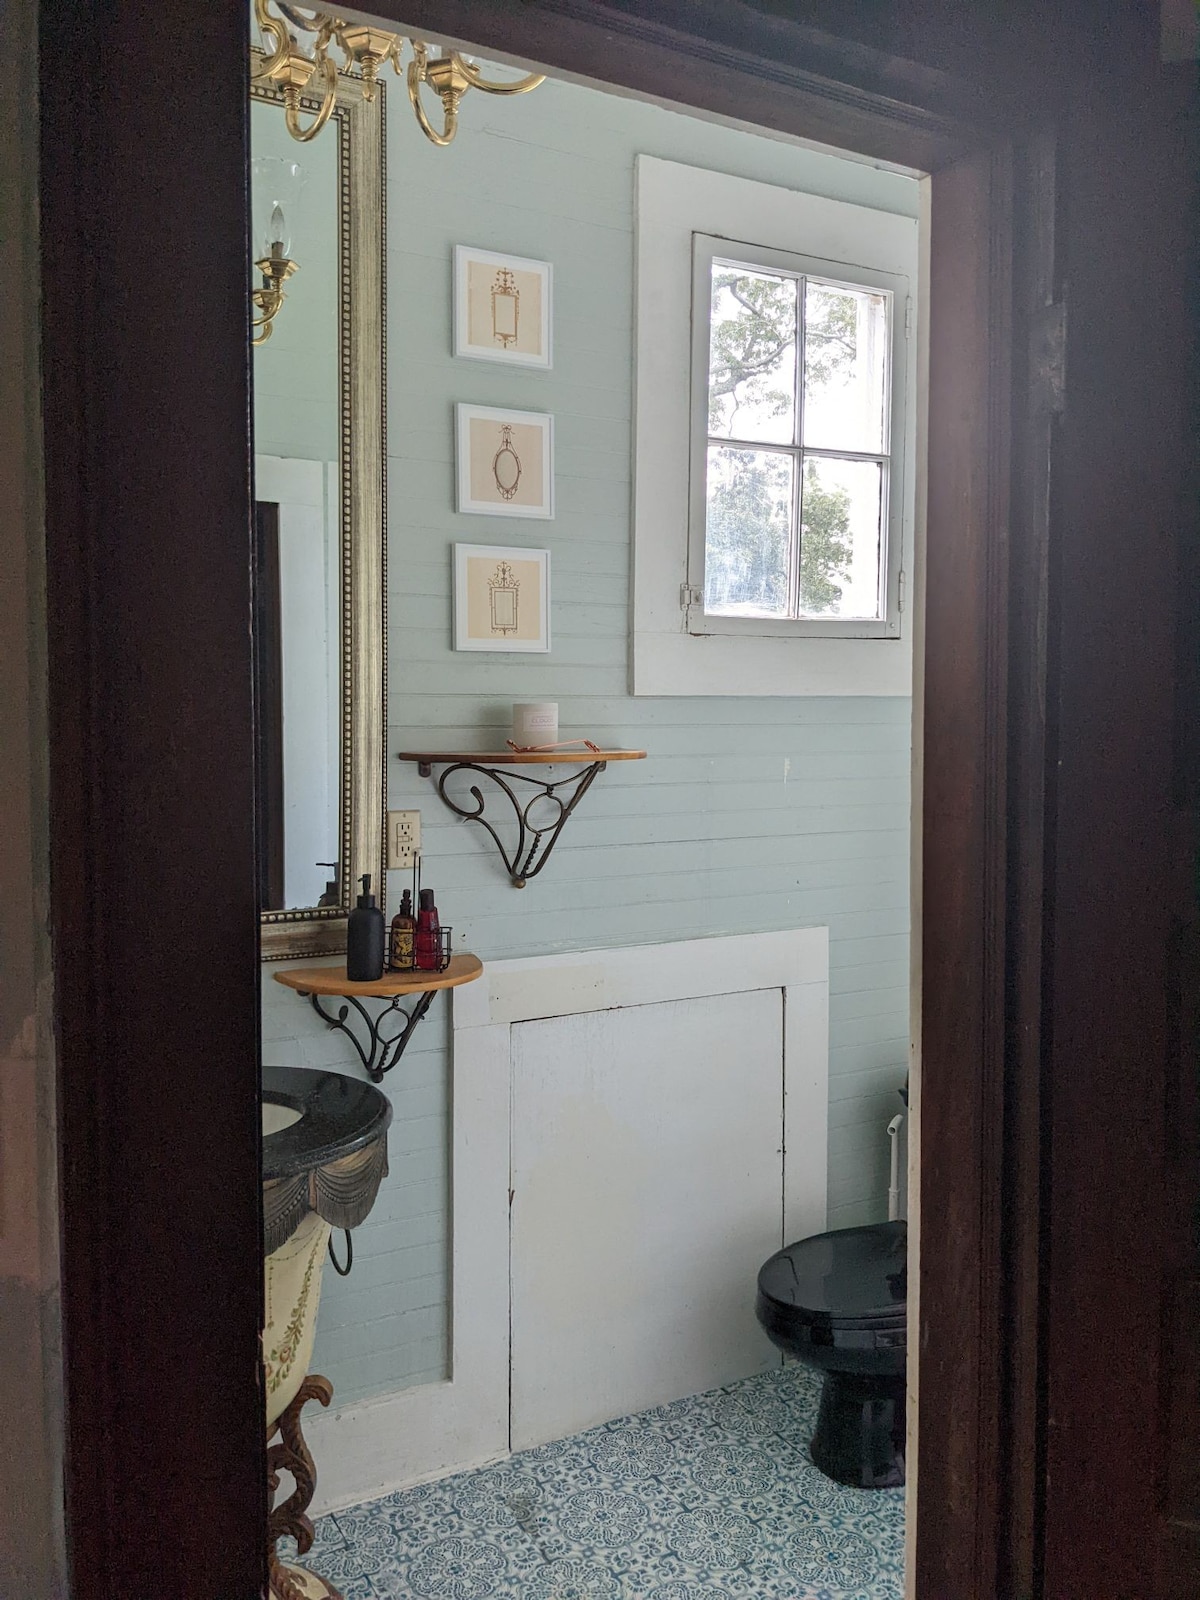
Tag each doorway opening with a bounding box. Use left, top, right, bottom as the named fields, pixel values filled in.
left=250, top=15, right=942, bottom=1598
left=42, top=4, right=1038, bottom=1596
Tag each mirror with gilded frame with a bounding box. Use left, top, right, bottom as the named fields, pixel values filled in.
left=251, top=58, right=386, bottom=959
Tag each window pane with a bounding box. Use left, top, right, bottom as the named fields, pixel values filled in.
left=802, top=282, right=888, bottom=453
left=708, top=264, right=797, bottom=445
left=704, top=446, right=794, bottom=618
left=798, top=455, right=885, bottom=619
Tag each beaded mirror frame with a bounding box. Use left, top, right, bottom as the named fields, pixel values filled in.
left=253, top=58, right=387, bottom=959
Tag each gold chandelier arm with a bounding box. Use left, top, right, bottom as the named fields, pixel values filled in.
left=407, top=54, right=458, bottom=147
left=275, top=4, right=327, bottom=34
left=380, top=35, right=405, bottom=79
left=453, top=54, right=545, bottom=96
left=254, top=18, right=542, bottom=150
left=283, top=52, right=339, bottom=142
left=252, top=0, right=292, bottom=81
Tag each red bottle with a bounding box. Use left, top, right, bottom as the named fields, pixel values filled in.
left=414, top=888, right=441, bottom=971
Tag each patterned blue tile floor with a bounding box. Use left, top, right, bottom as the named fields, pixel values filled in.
left=289, top=1365, right=905, bottom=1599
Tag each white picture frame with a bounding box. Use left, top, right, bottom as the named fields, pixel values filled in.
left=453, top=245, right=553, bottom=369
left=453, top=543, right=551, bottom=653
left=455, top=403, right=554, bottom=520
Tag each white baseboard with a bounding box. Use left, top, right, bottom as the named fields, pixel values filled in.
left=308, top=1378, right=507, bottom=1515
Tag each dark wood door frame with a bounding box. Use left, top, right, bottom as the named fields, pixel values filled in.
left=39, top=2, right=266, bottom=1595
left=37, top=4, right=1193, bottom=1597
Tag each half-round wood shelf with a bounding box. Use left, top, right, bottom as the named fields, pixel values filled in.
left=274, top=953, right=483, bottom=999
left=397, top=749, right=646, bottom=766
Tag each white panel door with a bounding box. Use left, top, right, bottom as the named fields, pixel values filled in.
left=510, top=988, right=783, bottom=1451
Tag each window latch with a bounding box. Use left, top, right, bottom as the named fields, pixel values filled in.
left=680, top=582, right=703, bottom=612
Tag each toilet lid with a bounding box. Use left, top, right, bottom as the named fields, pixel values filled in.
left=758, top=1220, right=907, bottom=1330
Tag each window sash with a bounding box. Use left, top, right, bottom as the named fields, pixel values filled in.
left=689, top=235, right=907, bottom=640
left=703, top=441, right=891, bottom=622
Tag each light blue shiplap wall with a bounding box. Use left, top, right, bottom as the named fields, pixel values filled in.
left=263, top=73, right=916, bottom=1408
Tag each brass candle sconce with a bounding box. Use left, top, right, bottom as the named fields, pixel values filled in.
left=250, top=160, right=305, bottom=345
left=251, top=245, right=298, bottom=347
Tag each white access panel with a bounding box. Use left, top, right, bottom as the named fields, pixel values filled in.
left=307, top=931, right=826, bottom=1512
left=510, top=988, right=784, bottom=1451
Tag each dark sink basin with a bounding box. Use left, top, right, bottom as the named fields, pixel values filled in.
left=262, top=1062, right=392, bottom=1182
left=261, top=1064, right=393, bottom=1257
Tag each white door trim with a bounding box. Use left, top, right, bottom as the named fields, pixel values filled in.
left=309, top=928, right=829, bottom=1512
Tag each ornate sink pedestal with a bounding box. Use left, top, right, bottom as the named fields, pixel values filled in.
left=262, top=1065, right=392, bottom=1600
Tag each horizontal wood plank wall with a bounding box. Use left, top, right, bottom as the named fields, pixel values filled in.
left=263, top=72, right=917, bottom=1407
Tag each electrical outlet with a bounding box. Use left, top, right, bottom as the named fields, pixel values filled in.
left=387, top=809, right=421, bottom=869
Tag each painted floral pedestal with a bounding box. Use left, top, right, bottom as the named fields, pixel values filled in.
left=262, top=1066, right=393, bottom=1600
left=265, top=1212, right=337, bottom=1600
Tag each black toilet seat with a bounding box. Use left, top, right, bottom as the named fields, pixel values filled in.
left=757, top=1220, right=907, bottom=1365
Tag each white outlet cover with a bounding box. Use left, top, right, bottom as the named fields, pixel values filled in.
left=387, top=810, right=421, bottom=870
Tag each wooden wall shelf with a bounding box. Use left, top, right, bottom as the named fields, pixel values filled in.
left=397, top=750, right=647, bottom=887
left=274, top=955, right=483, bottom=1080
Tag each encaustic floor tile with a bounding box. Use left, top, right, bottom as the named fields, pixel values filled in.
left=308, top=1369, right=906, bottom=1600
left=334, top=1577, right=382, bottom=1600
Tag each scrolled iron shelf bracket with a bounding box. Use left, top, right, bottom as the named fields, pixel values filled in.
left=399, top=749, right=647, bottom=887
left=272, top=955, right=485, bottom=1081
left=431, top=758, right=603, bottom=887
left=306, top=988, right=438, bottom=1082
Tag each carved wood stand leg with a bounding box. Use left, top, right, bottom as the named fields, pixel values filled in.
left=267, top=1374, right=343, bottom=1600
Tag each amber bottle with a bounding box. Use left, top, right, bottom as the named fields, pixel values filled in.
left=389, top=889, right=416, bottom=972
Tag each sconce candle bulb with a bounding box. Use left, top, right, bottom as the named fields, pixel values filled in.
left=268, top=201, right=288, bottom=257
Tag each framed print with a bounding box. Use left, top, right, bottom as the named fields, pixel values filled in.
left=456, top=403, right=555, bottom=519
left=454, top=246, right=552, bottom=368
left=453, top=543, right=551, bottom=653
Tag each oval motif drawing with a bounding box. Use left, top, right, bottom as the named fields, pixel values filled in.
left=492, top=424, right=523, bottom=501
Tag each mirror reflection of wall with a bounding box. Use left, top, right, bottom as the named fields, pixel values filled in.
left=251, top=99, right=341, bottom=913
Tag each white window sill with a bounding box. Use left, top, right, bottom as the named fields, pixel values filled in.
left=632, top=624, right=911, bottom=698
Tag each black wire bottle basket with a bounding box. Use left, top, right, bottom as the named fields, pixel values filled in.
left=388, top=926, right=452, bottom=975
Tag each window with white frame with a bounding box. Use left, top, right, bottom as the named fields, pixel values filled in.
left=632, top=156, right=920, bottom=697
left=690, top=238, right=903, bottom=638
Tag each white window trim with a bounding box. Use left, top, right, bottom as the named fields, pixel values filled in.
left=633, top=155, right=920, bottom=697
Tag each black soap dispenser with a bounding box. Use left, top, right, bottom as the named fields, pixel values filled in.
left=346, top=873, right=385, bottom=982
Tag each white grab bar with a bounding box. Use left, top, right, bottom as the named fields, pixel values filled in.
left=887, top=1113, right=905, bottom=1221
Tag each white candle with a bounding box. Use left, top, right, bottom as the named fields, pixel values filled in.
left=513, top=702, right=558, bottom=745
